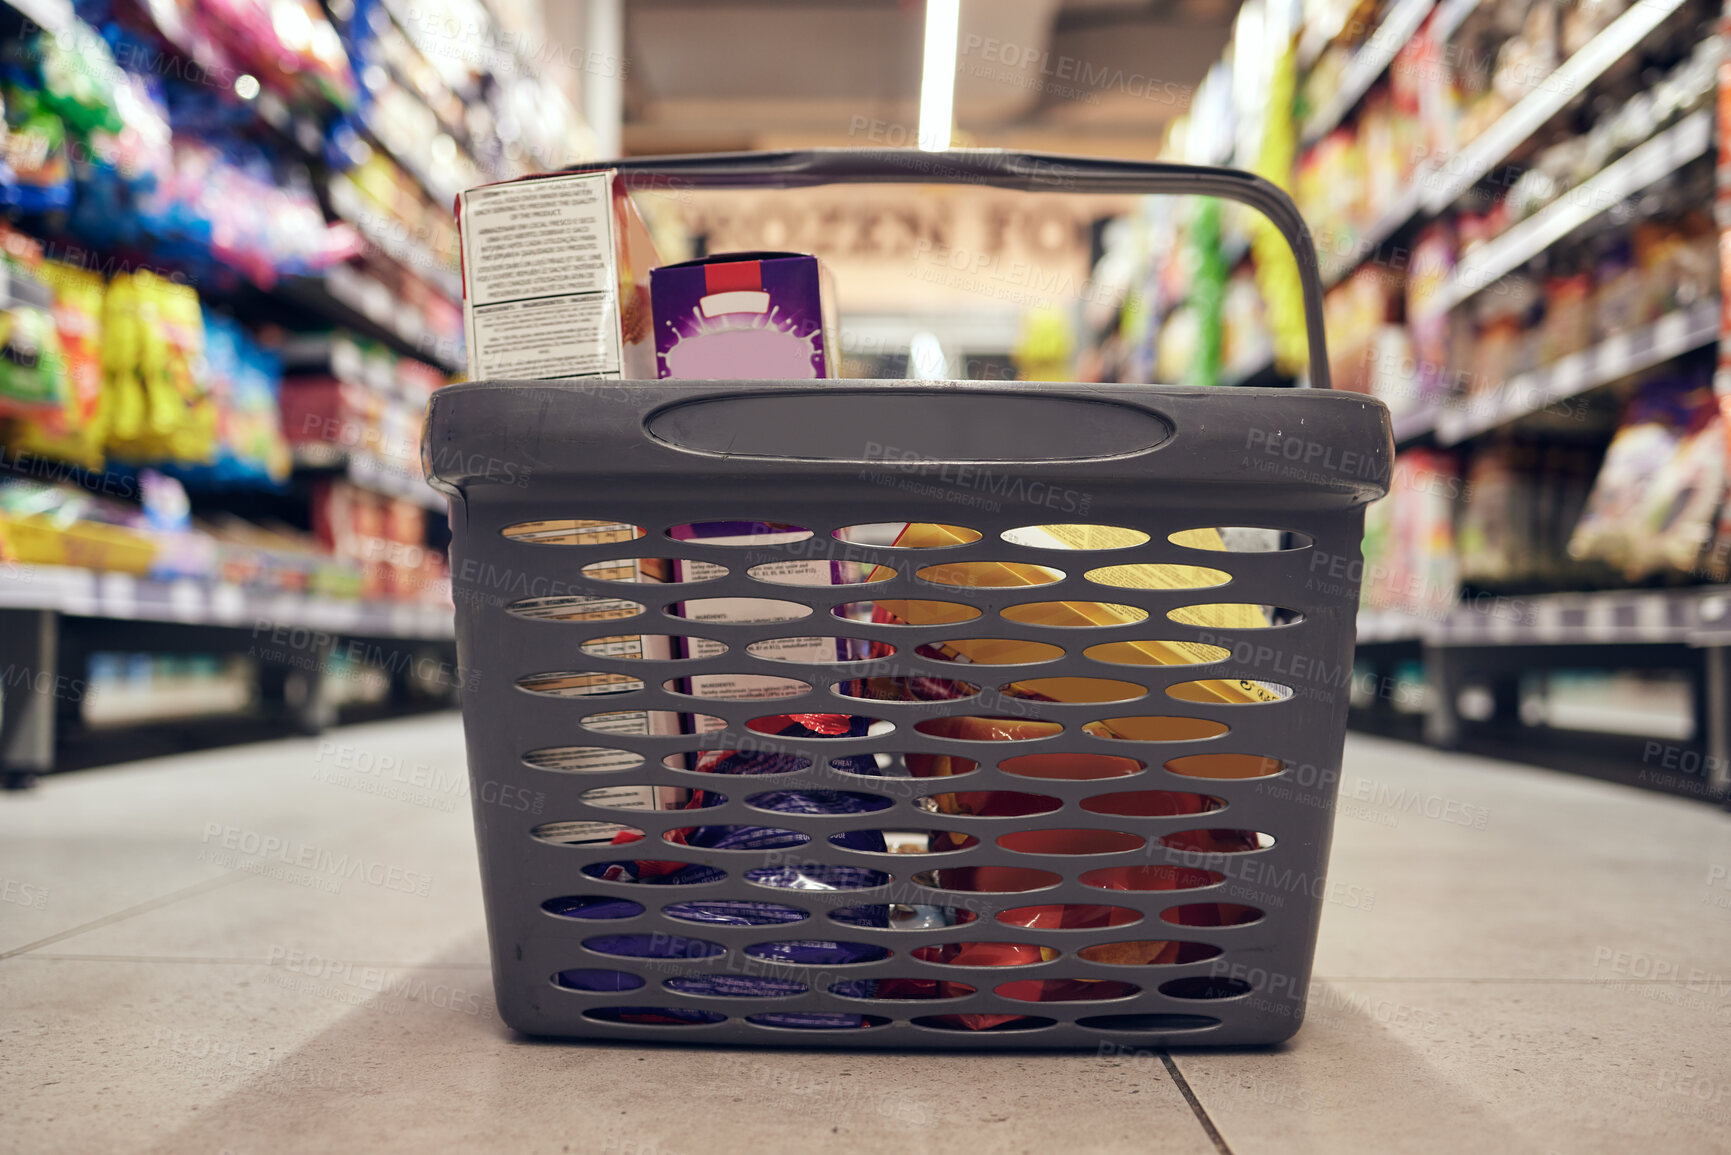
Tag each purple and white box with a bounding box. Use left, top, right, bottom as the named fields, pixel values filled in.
left=651, top=251, right=840, bottom=379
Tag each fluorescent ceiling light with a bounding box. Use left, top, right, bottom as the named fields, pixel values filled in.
left=919, top=0, right=960, bottom=151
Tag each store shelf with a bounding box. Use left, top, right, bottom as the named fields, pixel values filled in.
left=0, top=564, right=453, bottom=639
left=1318, top=0, right=1691, bottom=290
left=1390, top=404, right=1440, bottom=445
left=4, top=0, right=72, bottom=35
left=1420, top=0, right=1690, bottom=212
left=275, top=273, right=462, bottom=374
left=1301, top=0, right=1437, bottom=147
left=1434, top=299, right=1721, bottom=444
left=1422, top=110, right=1712, bottom=319
left=293, top=444, right=445, bottom=511
left=1424, top=586, right=1723, bottom=647
left=1432, top=0, right=1485, bottom=41
left=1357, top=605, right=1436, bottom=642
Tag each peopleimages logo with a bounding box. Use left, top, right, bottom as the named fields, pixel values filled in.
left=199, top=824, right=433, bottom=896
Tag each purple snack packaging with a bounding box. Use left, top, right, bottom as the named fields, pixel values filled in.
left=651, top=251, right=840, bottom=379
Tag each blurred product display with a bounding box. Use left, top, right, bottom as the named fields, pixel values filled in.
left=0, top=0, right=594, bottom=774
left=1074, top=0, right=1731, bottom=796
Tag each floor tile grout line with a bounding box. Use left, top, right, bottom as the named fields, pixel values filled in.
left=1159, top=1050, right=1234, bottom=1155
left=1313, top=976, right=1713, bottom=984
left=0, top=873, right=256, bottom=962
left=13, top=954, right=492, bottom=967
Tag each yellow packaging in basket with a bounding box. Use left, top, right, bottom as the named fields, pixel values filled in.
left=864, top=522, right=1282, bottom=735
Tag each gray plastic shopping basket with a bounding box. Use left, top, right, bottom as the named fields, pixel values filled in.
left=425, top=149, right=1392, bottom=1046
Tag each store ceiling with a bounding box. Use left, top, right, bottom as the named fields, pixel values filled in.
left=620, top=0, right=1238, bottom=158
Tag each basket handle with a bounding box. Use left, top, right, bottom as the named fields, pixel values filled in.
left=570, top=148, right=1329, bottom=390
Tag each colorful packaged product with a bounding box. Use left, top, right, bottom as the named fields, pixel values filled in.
left=650, top=252, right=839, bottom=379
left=456, top=170, right=659, bottom=381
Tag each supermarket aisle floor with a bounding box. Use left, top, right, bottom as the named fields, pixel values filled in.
left=2, top=716, right=1727, bottom=1155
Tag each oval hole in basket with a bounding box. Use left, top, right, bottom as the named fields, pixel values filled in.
left=910, top=867, right=1060, bottom=894
left=1076, top=940, right=1224, bottom=965
left=661, top=900, right=808, bottom=927
left=1160, top=902, right=1265, bottom=927
left=834, top=677, right=982, bottom=703
left=662, top=675, right=811, bottom=701
left=996, top=978, right=1141, bottom=1002
left=1167, top=604, right=1302, bottom=628
left=1078, top=1012, right=1221, bottom=1031
left=915, top=639, right=1065, bottom=665
left=916, top=561, right=1064, bottom=588
left=833, top=522, right=983, bottom=547
left=1164, top=753, right=1285, bottom=780
left=583, top=788, right=724, bottom=812
left=1000, top=524, right=1151, bottom=550
left=830, top=978, right=977, bottom=1000
left=668, top=521, right=812, bottom=545
left=999, top=676, right=1146, bottom=704
left=829, top=829, right=980, bottom=853
left=922, top=790, right=1061, bottom=818
left=1083, top=564, right=1230, bottom=591
left=1082, top=790, right=1226, bottom=817
left=747, top=637, right=896, bottom=663
left=579, top=635, right=724, bottom=660
left=669, top=598, right=812, bottom=625
left=743, top=940, right=890, bottom=965
left=664, top=975, right=807, bottom=998
left=1001, top=601, right=1148, bottom=627
left=524, top=747, right=645, bottom=773
left=516, top=671, right=644, bottom=698
left=913, top=716, right=1062, bottom=741
left=532, top=821, right=644, bottom=846
left=1158, top=829, right=1275, bottom=853
left=997, top=828, right=1145, bottom=855
left=745, top=715, right=893, bottom=739
left=999, top=752, right=1146, bottom=780
left=828, top=752, right=980, bottom=780
left=746, top=789, right=894, bottom=815
left=541, top=896, right=645, bottom=920
left=583, top=933, right=725, bottom=960
left=578, top=861, right=726, bottom=886
left=1081, top=717, right=1229, bottom=741
left=582, top=558, right=727, bottom=584
left=1079, top=865, right=1226, bottom=891
left=828, top=904, right=979, bottom=930
left=1083, top=641, right=1231, bottom=666
left=582, top=1006, right=726, bottom=1026
left=833, top=599, right=983, bottom=625
left=583, top=710, right=720, bottom=734
left=911, top=1014, right=1057, bottom=1032
left=553, top=968, right=644, bottom=992
left=503, top=519, right=645, bottom=545
left=663, top=749, right=814, bottom=775
left=996, top=904, right=1141, bottom=930
left=1167, top=680, right=1294, bottom=704
left=747, top=561, right=895, bottom=587
left=1160, top=976, right=1255, bottom=1000
left=507, top=595, right=646, bottom=622
left=663, top=826, right=811, bottom=850
left=746, top=1012, right=892, bottom=1030
left=910, top=942, right=1051, bottom=967
left=745, top=865, right=890, bottom=891
left=1169, top=527, right=1313, bottom=552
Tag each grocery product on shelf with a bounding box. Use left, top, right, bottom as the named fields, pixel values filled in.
left=1568, top=375, right=1724, bottom=578
left=1360, top=447, right=1461, bottom=614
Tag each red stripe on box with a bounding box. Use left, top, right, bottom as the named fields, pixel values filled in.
left=704, top=261, right=762, bottom=294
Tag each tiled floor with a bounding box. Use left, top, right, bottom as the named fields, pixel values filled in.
left=2, top=715, right=1728, bottom=1154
